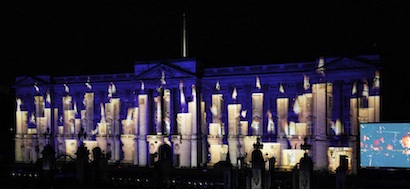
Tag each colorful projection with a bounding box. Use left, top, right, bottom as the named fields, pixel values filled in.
left=13, top=55, right=381, bottom=173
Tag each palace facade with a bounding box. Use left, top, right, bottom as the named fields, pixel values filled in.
left=13, top=55, right=380, bottom=174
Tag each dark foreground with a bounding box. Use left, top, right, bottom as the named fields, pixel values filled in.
left=1, top=163, right=410, bottom=189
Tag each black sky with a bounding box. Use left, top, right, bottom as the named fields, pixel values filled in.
left=2, top=1, right=410, bottom=121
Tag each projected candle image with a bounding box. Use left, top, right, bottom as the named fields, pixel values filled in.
left=210, top=80, right=224, bottom=135
left=277, top=84, right=289, bottom=136
left=252, top=76, right=263, bottom=135
left=98, top=103, right=107, bottom=135
left=228, top=87, right=241, bottom=136
left=84, top=81, right=94, bottom=134
left=138, top=81, right=149, bottom=166
left=188, top=84, right=197, bottom=135
left=12, top=56, right=382, bottom=174
left=177, top=82, right=192, bottom=135
left=163, top=89, right=171, bottom=134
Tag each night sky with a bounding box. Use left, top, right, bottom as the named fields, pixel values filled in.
left=1, top=1, right=410, bottom=126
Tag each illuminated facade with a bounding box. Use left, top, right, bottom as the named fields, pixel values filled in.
left=13, top=55, right=380, bottom=173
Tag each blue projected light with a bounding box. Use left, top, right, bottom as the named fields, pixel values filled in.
left=360, top=122, right=410, bottom=168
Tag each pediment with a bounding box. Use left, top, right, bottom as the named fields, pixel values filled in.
left=14, top=75, right=51, bottom=87
left=134, top=63, right=197, bottom=80
left=325, top=57, right=377, bottom=70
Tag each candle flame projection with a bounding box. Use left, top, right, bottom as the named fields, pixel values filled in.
left=256, top=76, right=261, bottom=90
left=140, top=80, right=145, bottom=91
left=362, top=80, right=369, bottom=98
left=161, top=69, right=166, bottom=85
left=27, top=113, right=37, bottom=134
left=34, top=83, right=40, bottom=93
left=232, top=87, right=238, bottom=101
left=334, top=119, right=343, bottom=135
left=64, top=84, right=69, bottom=94
left=74, top=101, right=78, bottom=116
left=279, top=83, right=285, bottom=94
left=180, top=81, right=187, bottom=112
left=316, top=56, right=326, bottom=76
left=46, top=91, right=51, bottom=104
left=241, top=109, right=247, bottom=119
left=108, top=82, right=117, bottom=98
left=303, top=74, right=310, bottom=91
left=215, top=80, right=221, bottom=91
left=85, top=82, right=92, bottom=90
left=266, top=110, right=275, bottom=134
left=352, top=82, right=357, bottom=95
left=108, top=83, right=112, bottom=98
left=111, top=82, right=117, bottom=94
left=58, top=116, right=64, bottom=134
left=373, top=70, right=380, bottom=90
left=16, top=98, right=22, bottom=112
